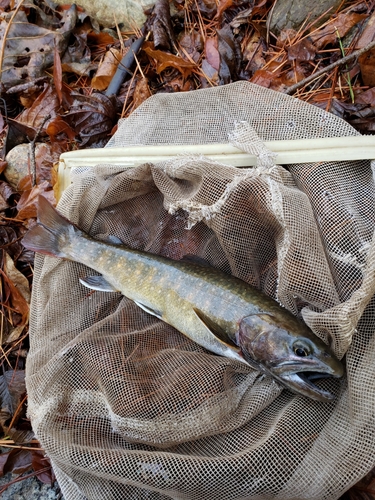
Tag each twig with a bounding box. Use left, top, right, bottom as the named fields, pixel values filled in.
left=284, top=39, right=375, bottom=95
left=0, top=443, right=44, bottom=450
left=326, top=66, right=339, bottom=111
left=28, top=114, right=51, bottom=187
left=335, top=27, right=354, bottom=103
left=0, top=438, right=41, bottom=446
left=266, top=0, right=278, bottom=44
left=120, top=67, right=139, bottom=119
left=7, top=393, right=27, bottom=432
left=0, top=0, right=25, bottom=77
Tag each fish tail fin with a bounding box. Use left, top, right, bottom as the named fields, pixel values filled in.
left=22, top=196, right=79, bottom=258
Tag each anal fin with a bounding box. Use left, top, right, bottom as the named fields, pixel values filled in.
left=80, top=275, right=119, bottom=292
left=134, top=300, right=163, bottom=320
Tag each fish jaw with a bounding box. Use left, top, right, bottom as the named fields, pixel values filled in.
left=272, top=372, right=338, bottom=402
left=262, top=358, right=343, bottom=401
left=238, top=313, right=344, bottom=401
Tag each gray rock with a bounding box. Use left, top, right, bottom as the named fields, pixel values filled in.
left=0, top=472, right=62, bottom=499
left=268, top=0, right=342, bottom=35
left=5, top=143, right=45, bottom=189
left=53, top=0, right=155, bottom=30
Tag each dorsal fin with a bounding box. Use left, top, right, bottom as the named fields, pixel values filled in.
left=180, top=255, right=211, bottom=267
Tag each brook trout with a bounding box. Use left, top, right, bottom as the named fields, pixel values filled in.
left=23, top=196, right=344, bottom=401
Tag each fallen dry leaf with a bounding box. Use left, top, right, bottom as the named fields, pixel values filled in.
left=243, top=33, right=266, bottom=73
left=87, top=30, right=117, bottom=46
left=0, top=194, right=8, bottom=212
left=53, top=41, right=63, bottom=105
left=359, top=48, right=375, bottom=87
left=0, top=448, right=32, bottom=476
left=143, top=44, right=196, bottom=78
left=152, top=0, right=175, bottom=51
left=205, top=37, right=220, bottom=71
left=132, top=79, right=152, bottom=111
left=217, top=24, right=239, bottom=84
left=0, top=370, right=26, bottom=434
left=2, top=252, right=30, bottom=341
left=356, top=88, right=375, bottom=105
left=61, top=92, right=117, bottom=147
left=0, top=7, right=77, bottom=89
left=355, top=11, right=375, bottom=49
left=60, top=24, right=94, bottom=76
left=194, top=0, right=217, bottom=19
left=16, top=180, right=55, bottom=220
left=46, top=116, right=76, bottom=142
left=230, top=6, right=254, bottom=30
left=1, top=255, right=29, bottom=329
left=215, top=0, right=234, bottom=22
left=276, top=28, right=297, bottom=48
left=250, top=68, right=279, bottom=88
left=2, top=120, right=37, bottom=158
left=16, top=85, right=60, bottom=132
left=201, top=59, right=219, bottom=86
left=179, top=31, right=203, bottom=63
left=31, top=450, right=55, bottom=485
left=310, top=12, right=366, bottom=49
left=91, top=48, right=121, bottom=90
left=287, top=38, right=317, bottom=62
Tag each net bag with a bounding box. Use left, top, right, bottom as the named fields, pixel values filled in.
left=26, top=81, right=375, bottom=499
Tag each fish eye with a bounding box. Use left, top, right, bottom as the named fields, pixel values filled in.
left=294, top=347, right=308, bottom=357
left=293, top=341, right=311, bottom=357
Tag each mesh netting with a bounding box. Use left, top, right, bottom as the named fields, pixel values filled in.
left=26, top=81, right=375, bottom=499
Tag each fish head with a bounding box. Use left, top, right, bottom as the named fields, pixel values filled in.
left=238, top=313, right=344, bottom=402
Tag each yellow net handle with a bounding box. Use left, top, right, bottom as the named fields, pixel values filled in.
left=57, top=136, right=374, bottom=200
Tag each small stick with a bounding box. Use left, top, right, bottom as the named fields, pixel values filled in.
left=29, top=114, right=51, bottom=187
left=284, top=39, right=375, bottom=95
left=120, top=67, right=139, bottom=119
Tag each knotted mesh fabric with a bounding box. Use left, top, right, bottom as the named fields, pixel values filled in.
left=26, top=81, right=375, bottom=499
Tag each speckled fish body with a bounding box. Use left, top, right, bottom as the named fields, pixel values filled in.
left=68, top=230, right=257, bottom=362
left=23, top=196, right=344, bottom=401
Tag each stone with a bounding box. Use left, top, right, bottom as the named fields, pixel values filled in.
left=4, top=143, right=44, bottom=189
left=0, top=471, right=62, bottom=500
left=53, top=0, right=155, bottom=30
left=268, top=0, right=342, bottom=36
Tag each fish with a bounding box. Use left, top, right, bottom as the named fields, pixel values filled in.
left=22, top=196, right=344, bottom=402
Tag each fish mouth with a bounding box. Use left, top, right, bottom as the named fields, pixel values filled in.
left=277, top=370, right=341, bottom=402
left=268, top=357, right=344, bottom=401
left=241, top=350, right=343, bottom=401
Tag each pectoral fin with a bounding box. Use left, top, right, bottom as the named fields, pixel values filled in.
left=79, top=275, right=119, bottom=292
left=193, top=308, right=238, bottom=349
left=192, top=308, right=246, bottom=364
left=106, top=235, right=123, bottom=245
left=134, top=300, right=163, bottom=320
